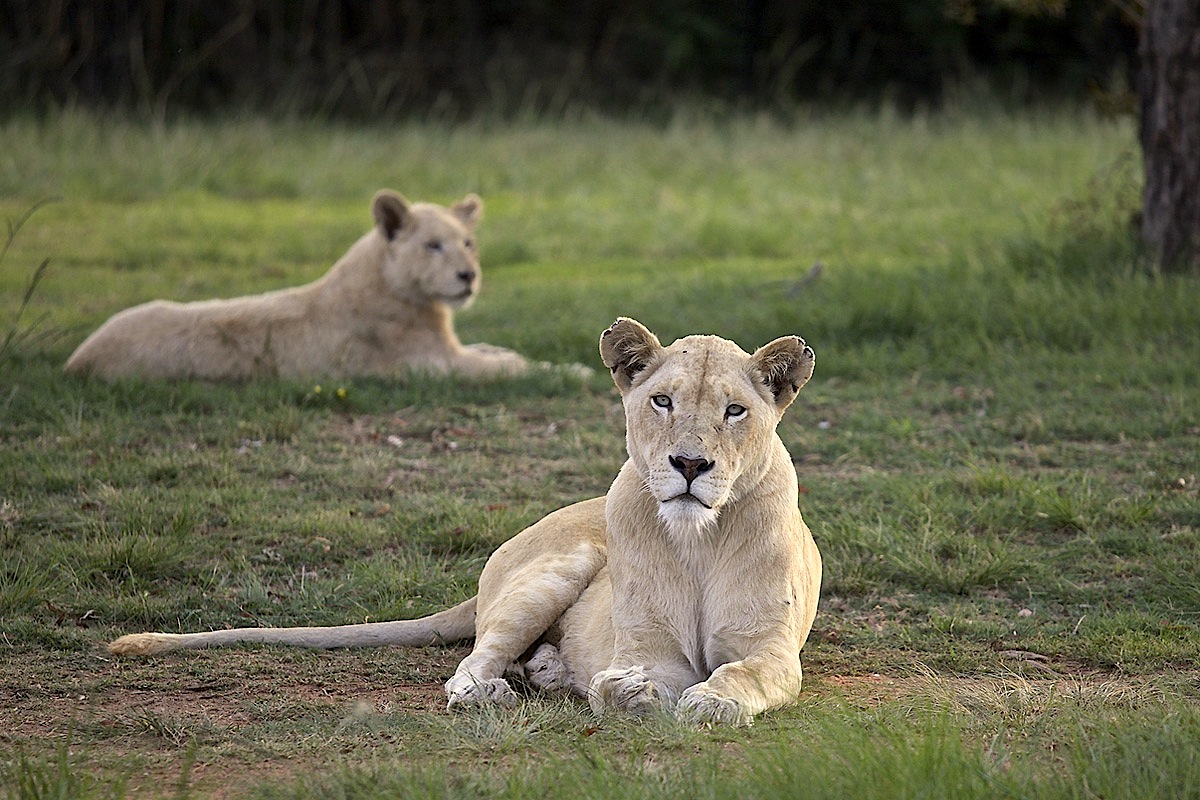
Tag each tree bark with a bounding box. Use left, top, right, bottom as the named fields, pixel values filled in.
left=1138, top=0, right=1200, bottom=273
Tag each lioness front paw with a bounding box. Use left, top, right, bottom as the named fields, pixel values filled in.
left=678, top=687, right=752, bottom=726
left=588, top=667, right=673, bottom=717
left=444, top=673, right=519, bottom=711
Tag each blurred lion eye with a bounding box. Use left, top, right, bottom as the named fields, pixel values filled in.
left=464, top=238, right=475, bottom=250
left=725, top=404, right=747, bottom=419
left=651, top=394, right=673, bottom=410
left=425, top=240, right=443, bottom=253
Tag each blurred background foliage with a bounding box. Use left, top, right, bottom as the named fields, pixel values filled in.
left=1, top=0, right=1142, bottom=121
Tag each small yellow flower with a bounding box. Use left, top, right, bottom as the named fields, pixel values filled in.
left=336, top=387, right=347, bottom=399
left=313, top=384, right=322, bottom=394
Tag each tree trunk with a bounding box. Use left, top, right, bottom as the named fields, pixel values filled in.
left=1138, top=0, right=1200, bottom=273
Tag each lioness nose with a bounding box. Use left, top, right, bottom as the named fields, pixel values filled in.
left=669, top=455, right=714, bottom=484
left=457, top=269, right=477, bottom=283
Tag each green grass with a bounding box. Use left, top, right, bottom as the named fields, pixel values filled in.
left=1, top=106, right=1198, bottom=799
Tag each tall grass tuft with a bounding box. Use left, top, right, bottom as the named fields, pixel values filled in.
left=0, top=200, right=59, bottom=374
left=0, top=742, right=126, bottom=800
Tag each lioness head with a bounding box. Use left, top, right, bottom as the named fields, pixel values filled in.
left=372, top=189, right=484, bottom=308
left=600, top=318, right=815, bottom=537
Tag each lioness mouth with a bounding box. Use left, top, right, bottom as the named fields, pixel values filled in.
left=668, top=492, right=712, bottom=509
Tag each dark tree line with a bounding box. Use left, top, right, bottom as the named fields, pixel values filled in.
left=1, top=0, right=1137, bottom=119
left=4, top=0, right=1193, bottom=273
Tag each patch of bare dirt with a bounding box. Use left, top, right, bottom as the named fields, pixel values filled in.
left=2, top=643, right=471, bottom=797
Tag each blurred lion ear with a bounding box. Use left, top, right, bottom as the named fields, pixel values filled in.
left=600, top=317, right=662, bottom=392
left=452, top=194, right=483, bottom=228
left=372, top=190, right=412, bottom=241
left=750, top=336, right=815, bottom=412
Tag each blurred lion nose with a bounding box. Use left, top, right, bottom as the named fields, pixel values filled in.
left=669, top=455, right=714, bottom=484
left=457, top=269, right=477, bottom=283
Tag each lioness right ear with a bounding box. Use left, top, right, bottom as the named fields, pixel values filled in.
left=600, top=317, right=662, bottom=392
left=452, top=194, right=483, bottom=228
left=372, top=190, right=412, bottom=241
left=750, top=336, right=816, bottom=413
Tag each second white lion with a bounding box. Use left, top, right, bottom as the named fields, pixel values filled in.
left=65, top=190, right=530, bottom=381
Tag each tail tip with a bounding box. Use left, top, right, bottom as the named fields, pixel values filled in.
left=108, top=633, right=175, bottom=657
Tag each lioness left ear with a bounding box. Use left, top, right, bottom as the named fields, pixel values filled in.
left=452, top=194, right=483, bottom=228
left=600, top=317, right=663, bottom=392
left=373, top=190, right=412, bottom=241
left=751, top=336, right=815, bottom=412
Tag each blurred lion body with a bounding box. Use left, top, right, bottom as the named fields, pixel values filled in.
left=65, top=190, right=528, bottom=381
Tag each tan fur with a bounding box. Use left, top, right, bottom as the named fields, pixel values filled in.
left=65, top=190, right=529, bottom=381
left=108, top=318, right=821, bottom=726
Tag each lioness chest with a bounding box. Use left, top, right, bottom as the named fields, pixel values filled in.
left=668, top=543, right=799, bottom=676
left=607, top=529, right=802, bottom=679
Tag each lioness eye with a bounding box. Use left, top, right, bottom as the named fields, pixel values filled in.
left=425, top=240, right=443, bottom=253
left=651, top=394, right=673, bottom=410
left=725, top=404, right=747, bottom=419
left=464, top=238, right=475, bottom=250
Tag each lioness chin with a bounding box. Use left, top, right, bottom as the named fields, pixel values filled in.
left=65, top=189, right=531, bottom=381
left=109, top=317, right=822, bottom=726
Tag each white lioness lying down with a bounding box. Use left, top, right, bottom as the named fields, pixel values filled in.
left=65, top=190, right=529, bottom=381
left=109, top=318, right=822, bottom=725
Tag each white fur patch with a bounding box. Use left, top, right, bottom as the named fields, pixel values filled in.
left=656, top=498, right=719, bottom=540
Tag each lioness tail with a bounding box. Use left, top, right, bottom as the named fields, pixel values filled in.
left=108, top=596, right=477, bottom=656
